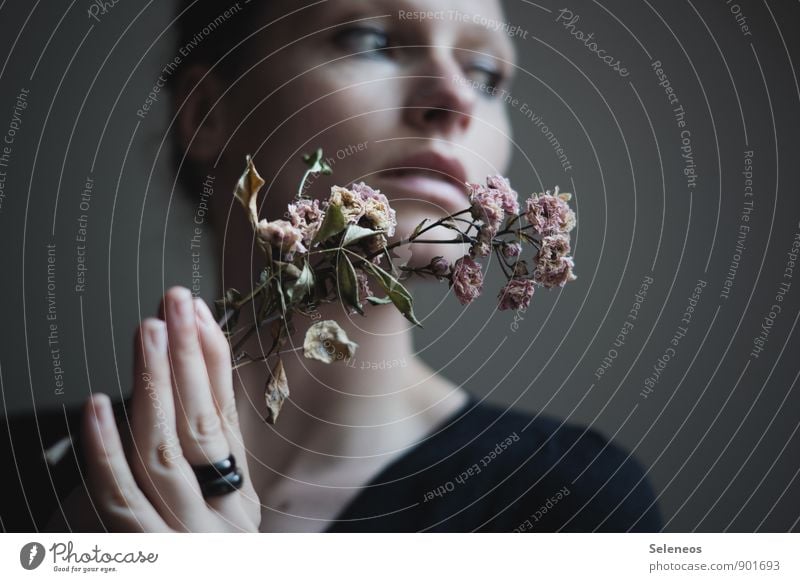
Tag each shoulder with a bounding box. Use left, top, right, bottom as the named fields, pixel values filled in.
left=455, top=399, right=663, bottom=532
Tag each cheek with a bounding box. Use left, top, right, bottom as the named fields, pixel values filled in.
left=230, top=71, right=398, bottom=213
left=285, top=63, right=399, bottom=135
left=463, top=105, right=514, bottom=178
left=276, top=71, right=399, bottom=159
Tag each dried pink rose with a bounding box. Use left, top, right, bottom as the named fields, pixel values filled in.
left=486, top=175, right=520, bottom=215
left=538, top=233, right=571, bottom=259
left=351, top=182, right=397, bottom=237
left=467, top=183, right=504, bottom=231
left=533, top=234, right=576, bottom=287
left=524, top=186, right=576, bottom=236
left=327, top=185, right=366, bottom=224
left=286, top=197, right=324, bottom=247
left=533, top=256, right=577, bottom=288
left=470, top=238, right=492, bottom=258
left=497, top=278, right=536, bottom=311
left=450, top=255, right=484, bottom=305
left=466, top=175, right=522, bottom=258
left=256, top=219, right=307, bottom=259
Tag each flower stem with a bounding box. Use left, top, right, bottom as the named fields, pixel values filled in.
left=363, top=209, right=473, bottom=261
left=407, top=235, right=473, bottom=244
left=296, top=168, right=313, bottom=199
left=495, top=223, right=537, bottom=237
left=494, top=245, right=513, bottom=280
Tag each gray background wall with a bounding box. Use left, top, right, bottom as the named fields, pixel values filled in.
left=0, top=1, right=798, bottom=532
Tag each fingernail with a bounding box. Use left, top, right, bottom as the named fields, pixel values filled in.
left=144, top=320, right=166, bottom=352
left=194, top=297, right=214, bottom=327
left=170, top=288, right=193, bottom=321
left=92, top=393, right=111, bottom=427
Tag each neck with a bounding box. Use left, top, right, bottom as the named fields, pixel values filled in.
left=225, top=268, right=467, bottom=489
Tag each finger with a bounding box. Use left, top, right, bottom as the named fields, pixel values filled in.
left=163, top=286, right=231, bottom=465
left=82, top=393, right=168, bottom=532
left=194, top=298, right=260, bottom=516
left=164, top=288, right=250, bottom=527
left=129, top=318, right=210, bottom=530
left=193, top=297, right=250, bottom=479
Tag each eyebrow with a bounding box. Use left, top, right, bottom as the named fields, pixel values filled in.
left=317, top=0, right=518, bottom=67
left=457, top=20, right=518, bottom=66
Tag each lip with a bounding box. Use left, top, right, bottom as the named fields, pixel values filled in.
left=374, top=151, right=469, bottom=209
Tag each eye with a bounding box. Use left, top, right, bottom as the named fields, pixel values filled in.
left=465, top=62, right=506, bottom=98
left=333, top=25, right=390, bottom=57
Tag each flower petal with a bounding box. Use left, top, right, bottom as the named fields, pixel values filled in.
left=303, top=320, right=359, bottom=364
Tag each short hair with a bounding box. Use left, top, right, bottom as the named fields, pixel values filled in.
left=168, top=0, right=268, bottom=198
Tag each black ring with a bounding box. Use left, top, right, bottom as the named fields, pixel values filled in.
left=191, top=454, right=237, bottom=482
left=190, top=454, right=244, bottom=498
left=198, top=467, right=244, bottom=498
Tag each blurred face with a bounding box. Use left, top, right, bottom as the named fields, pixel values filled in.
left=222, top=0, right=517, bottom=268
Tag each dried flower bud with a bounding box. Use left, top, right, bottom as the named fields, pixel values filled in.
left=503, top=242, right=522, bottom=258
left=470, top=240, right=492, bottom=258
left=429, top=256, right=450, bottom=278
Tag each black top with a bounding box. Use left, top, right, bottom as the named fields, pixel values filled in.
left=0, top=392, right=663, bottom=532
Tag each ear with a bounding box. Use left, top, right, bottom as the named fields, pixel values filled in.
left=173, top=64, right=228, bottom=164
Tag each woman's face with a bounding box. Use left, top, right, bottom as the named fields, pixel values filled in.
left=223, top=0, right=517, bottom=267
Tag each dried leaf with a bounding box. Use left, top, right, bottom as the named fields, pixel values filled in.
left=286, top=259, right=314, bottom=305
left=303, top=320, right=358, bottom=364
left=362, top=262, right=424, bottom=328
left=410, top=218, right=428, bottom=238
left=276, top=261, right=302, bottom=280
left=302, top=148, right=333, bottom=175
left=275, top=279, right=287, bottom=316
left=234, top=155, right=265, bottom=228
left=264, top=358, right=289, bottom=424
left=336, top=251, right=363, bottom=315
left=311, top=202, right=347, bottom=246
left=341, top=224, right=380, bottom=247
left=365, top=295, right=393, bottom=305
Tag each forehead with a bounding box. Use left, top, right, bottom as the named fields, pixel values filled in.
left=265, top=0, right=516, bottom=59
left=325, top=0, right=508, bottom=19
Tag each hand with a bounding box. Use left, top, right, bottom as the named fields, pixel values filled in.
left=77, top=287, right=261, bottom=532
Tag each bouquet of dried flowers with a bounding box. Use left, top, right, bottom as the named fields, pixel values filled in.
left=216, top=149, right=577, bottom=424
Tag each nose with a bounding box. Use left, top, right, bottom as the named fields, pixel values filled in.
left=402, top=49, right=477, bottom=137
